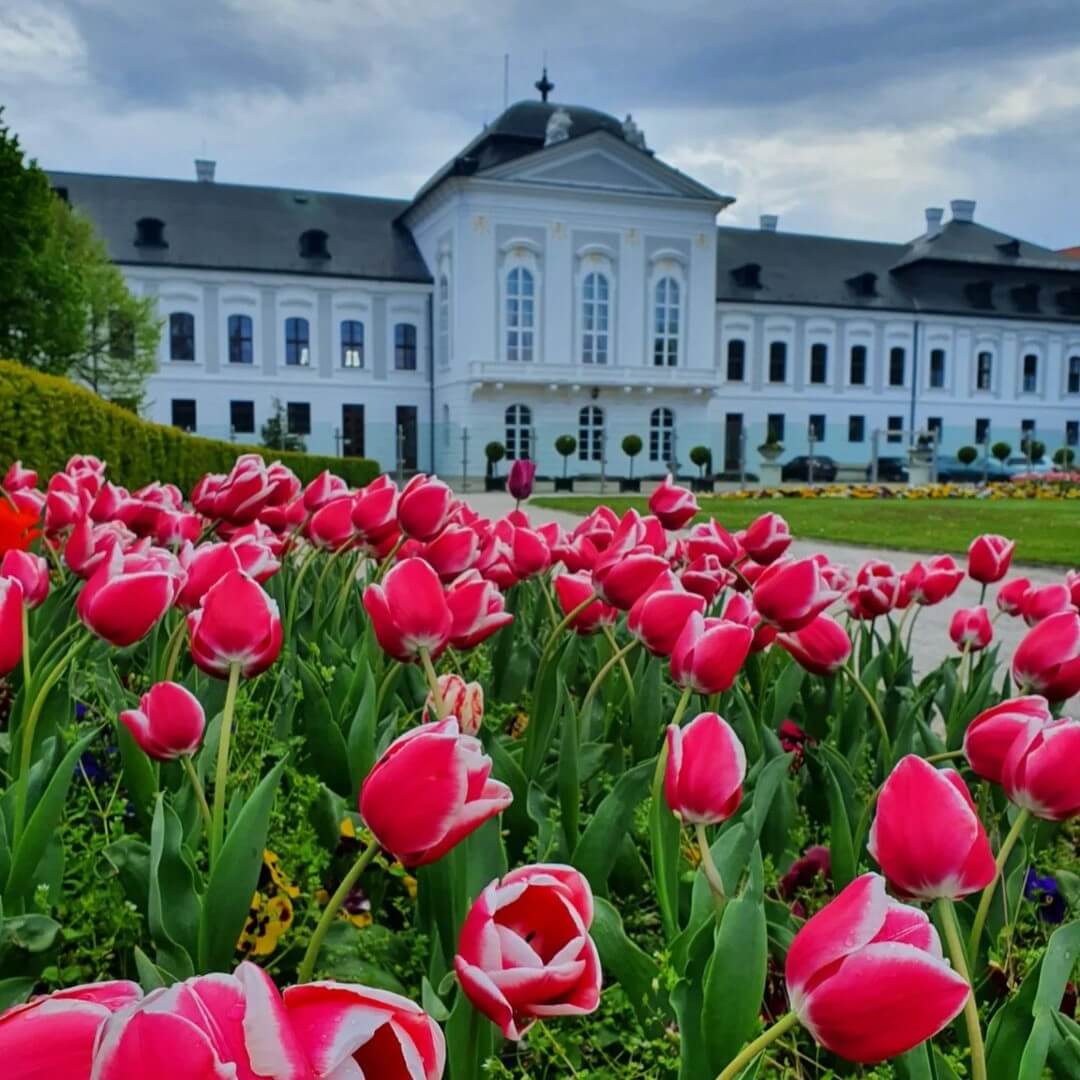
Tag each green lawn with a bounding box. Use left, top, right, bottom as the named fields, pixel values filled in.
left=531, top=495, right=1080, bottom=567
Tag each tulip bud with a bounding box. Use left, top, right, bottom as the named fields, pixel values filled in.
left=964, top=695, right=1051, bottom=784
left=647, top=475, right=698, bottom=530
left=177, top=541, right=243, bottom=611
left=850, top=559, right=901, bottom=617
left=76, top=547, right=181, bottom=647
left=777, top=614, right=852, bottom=675
left=421, top=524, right=481, bottom=580
left=445, top=570, right=513, bottom=650
left=685, top=518, right=741, bottom=565
left=507, top=458, right=537, bottom=501
left=302, top=469, right=349, bottom=511
left=120, top=681, right=206, bottom=760
left=363, top=558, right=452, bottom=661
left=996, top=576, right=1031, bottom=616
left=680, top=554, right=732, bottom=603
left=1011, top=610, right=1080, bottom=702
left=3, top=460, right=38, bottom=492
left=627, top=572, right=705, bottom=657
left=0, top=576, right=24, bottom=677
left=553, top=571, right=615, bottom=634
left=740, top=511, right=791, bottom=564
left=948, top=605, right=992, bottom=651
left=425, top=673, right=484, bottom=734
left=0, top=549, right=49, bottom=609
left=1003, top=716, right=1080, bottom=821
left=670, top=611, right=753, bottom=694
left=306, top=496, right=357, bottom=552
left=753, top=557, right=840, bottom=630
left=906, top=555, right=964, bottom=606
left=967, top=533, right=1015, bottom=584
left=397, top=474, right=454, bottom=540
left=1020, top=583, right=1071, bottom=627
left=664, top=712, right=746, bottom=825
left=187, top=570, right=282, bottom=678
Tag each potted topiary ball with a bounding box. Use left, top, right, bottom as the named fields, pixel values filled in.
left=957, top=445, right=978, bottom=465
left=1052, top=446, right=1076, bottom=469
left=620, top=434, right=643, bottom=492
left=484, top=441, right=507, bottom=492
left=991, top=441, right=1012, bottom=464
left=554, top=434, right=577, bottom=492
left=689, top=445, right=714, bottom=492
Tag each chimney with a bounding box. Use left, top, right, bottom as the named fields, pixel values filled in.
left=759, top=214, right=778, bottom=232
left=950, top=198, right=975, bottom=224
left=924, top=207, right=944, bottom=236
left=195, top=158, right=216, bottom=183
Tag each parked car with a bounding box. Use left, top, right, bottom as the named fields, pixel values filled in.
left=866, top=456, right=909, bottom=482
left=933, top=457, right=1010, bottom=483
left=1004, top=456, right=1053, bottom=476
left=780, top=455, right=838, bottom=482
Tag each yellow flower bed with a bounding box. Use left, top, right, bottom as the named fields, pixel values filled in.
left=714, top=478, right=1080, bottom=501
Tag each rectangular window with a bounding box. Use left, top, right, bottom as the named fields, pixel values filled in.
left=171, top=399, right=196, bottom=432
left=809, top=343, right=828, bottom=384
left=341, top=320, right=364, bottom=368
left=927, top=417, right=942, bottom=440
left=768, top=341, right=787, bottom=383
left=397, top=405, right=419, bottom=471
left=808, top=413, right=826, bottom=441
left=886, top=415, right=903, bottom=444
left=888, top=347, right=906, bottom=387
left=976, top=351, right=992, bottom=391
left=169, top=312, right=195, bottom=362
left=1022, top=354, right=1038, bottom=393
left=285, top=317, right=310, bottom=366
left=1021, top=418, right=1036, bottom=435
left=848, top=415, right=865, bottom=443
left=975, top=418, right=990, bottom=444
left=1067, top=420, right=1079, bottom=447
left=230, top=400, right=254, bottom=435
left=228, top=314, right=253, bottom=364
left=929, top=349, right=946, bottom=388
left=726, top=338, right=746, bottom=381
left=287, top=402, right=311, bottom=436
left=1069, top=356, right=1080, bottom=394
left=849, top=345, right=867, bottom=386
left=394, top=323, right=418, bottom=371
left=766, top=413, right=785, bottom=443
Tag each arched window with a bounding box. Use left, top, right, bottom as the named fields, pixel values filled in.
left=888, top=347, right=906, bottom=386
left=578, top=405, right=604, bottom=462
left=506, top=267, right=534, bottom=362
left=649, top=407, right=674, bottom=463
left=1068, top=355, right=1080, bottom=395
left=976, top=351, right=993, bottom=390
left=653, top=277, right=680, bottom=367
left=726, top=339, right=746, bottom=381
left=285, top=317, right=310, bottom=366
left=809, top=343, right=828, bottom=384
left=505, top=404, right=533, bottom=461
left=341, top=320, right=364, bottom=368
left=768, top=341, right=787, bottom=383
left=169, top=312, right=195, bottom=362
left=438, top=275, right=450, bottom=367
left=228, top=314, right=253, bottom=364
left=1022, top=353, right=1038, bottom=393
left=581, top=272, right=610, bottom=365
left=394, top=323, right=417, bottom=370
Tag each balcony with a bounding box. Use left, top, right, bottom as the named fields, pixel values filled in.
left=466, top=359, right=715, bottom=395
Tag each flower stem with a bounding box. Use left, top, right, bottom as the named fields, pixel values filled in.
left=967, top=808, right=1031, bottom=957
left=841, top=664, right=890, bottom=758
left=695, top=821, right=727, bottom=906
left=716, top=1012, right=800, bottom=1080
left=937, top=898, right=987, bottom=1080
left=209, top=660, right=241, bottom=868
left=20, top=603, right=31, bottom=702
left=375, top=660, right=402, bottom=715
left=418, top=647, right=446, bottom=718
left=162, top=615, right=187, bottom=683
left=579, top=638, right=641, bottom=741
left=180, top=754, right=213, bottom=836
left=373, top=534, right=405, bottom=583
left=284, top=546, right=319, bottom=639
left=297, top=836, right=380, bottom=982
left=538, top=593, right=599, bottom=671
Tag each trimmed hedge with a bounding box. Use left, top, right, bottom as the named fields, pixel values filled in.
left=0, top=361, right=379, bottom=491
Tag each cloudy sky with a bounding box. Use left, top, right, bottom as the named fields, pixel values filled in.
left=4, top=0, right=1080, bottom=246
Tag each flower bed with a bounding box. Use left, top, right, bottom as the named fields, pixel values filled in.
left=0, top=460, right=1078, bottom=1078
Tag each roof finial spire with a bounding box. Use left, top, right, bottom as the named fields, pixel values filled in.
left=535, top=65, right=554, bottom=103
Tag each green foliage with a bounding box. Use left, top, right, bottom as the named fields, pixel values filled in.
left=0, top=360, right=377, bottom=489
left=484, top=441, right=506, bottom=464
left=956, top=445, right=978, bottom=465
left=555, top=434, right=577, bottom=458
left=991, top=440, right=1012, bottom=462
left=621, top=434, right=643, bottom=457
left=1053, top=446, right=1076, bottom=467
left=1020, top=436, right=1046, bottom=462
left=689, top=445, right=711, bottom=474
left=261, top=397, right=307, bottom=452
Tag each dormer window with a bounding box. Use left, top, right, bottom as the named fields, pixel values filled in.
left=1056, top=287, right=1080, bottom=316
left=134, top=217, right=166, bottom=248
left=996, top=239, right=1021, bottom=257
left=964, top=280, right=994, bottom=310
left=1011, top=283, right=1040, bottom=313
left=846, top=272, right=877, bottom=297
left=299, top=229, right=330, bottom=259
left=731, top=263, right=762, bottom=289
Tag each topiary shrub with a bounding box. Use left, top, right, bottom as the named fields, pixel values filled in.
left=0, top=359, right=378, bottom=489
left=621, top=434, right=643, bottom=479
left=554, top=434, right=577, bottom=478
left=484, top=441, right=506, bottom=478
left=991, top=441, right=1012, bottom=464
left=957, top=445, right=978, bottom=465
left=689, top=445, right=711, bottom=477
left=1053, top=447, right=1076, bottom=467
left=1021, top=437, right=1046, bottom=462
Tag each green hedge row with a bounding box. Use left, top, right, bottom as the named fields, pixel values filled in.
left=0, top=361, right=380, bottom=491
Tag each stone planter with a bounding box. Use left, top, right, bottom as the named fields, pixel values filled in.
left=907, top=448, right=933, bottom=487
left=758, top=445, right=783, bottom=464
left=554, top=476, right=575, bottom=492
left=691, top=477, right=714, bottom=493
left=619, top=478, right=641, bottom=493
left=758, top=461, right=783, bottom=488
left=484, top=476, right=507, bottom=492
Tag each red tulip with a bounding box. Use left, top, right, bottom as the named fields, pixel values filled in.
left=454, top=864, right=601, bottom=1040
left=0, top=549, right=48, bottom=609
left=740, top=511, right=791, bottom=565
left=230, top=530, right=282, bottom=582
left=3, top=461, right=37, bottom=492
left=119, top=681, right=206, bottom=760
left=680, top=554, right=733, bottom=603
left=283, top=983, right=445, bottom=1079
left=948, top=605, right=992, bottom=651
left=648, top=475, right=698, bottom=530
left=397, top=474, right=454, bottom=540
left=964, top=695, right=1051, bottom=784
left=350, top=475, right=399, bottom=545
left=996, top=577, right=1032, bottom=616
left=850, top=559, right=901, bottom=617
left=786, top=873, right=968, bottom=1063
left=153, top=509, right=203, bottom=547
left=664, top=712, right=746, bottom=824
left=572, top=505, right=619, bottom=551
left=44, top=472, right=92, bottom=535
left=1020, top=583, right=1071, bottom=627
left=422, top=524, right=481, bottom=580
left=1011, top=610, right=1080, bottom=702
left=906, top=555, right=964, bottom=606
left=445, top=569, right=513, bottom=650
left=187, top=569, right=282, bottom=677
left=303, top=469, right=349, bottom=511
left=360, top=717, right=512, bottom=866
left=507, top=458, right=538, bottom=501
left=1002, top=715, right=1080, bottom=821
left=0, top=576, right=23, bottom=676
left=868, top=755, right=995, bottom=900
left=628, top=572, right=706, bottom=657
left=592, top=511, right=669, bottom=610
left=306, top=495, right=357, bottom=551
left=553, top=571, right=616, bottom=634
left=753, top=557, right=839, bottom=631
left=670, top=611, right=753, bottom=694
left=363, top=557, right=452, bottom=662
left=685, top=517, right=741, bottom=566
left=77, top=547, right=181, bottom=647
left=777, top=614, right=852, bottom=675
left=424, top=673, right=484, bottom=734
left=967, top=533, right=1015, bottom=584
left=177, top=541, right=243, bottom=611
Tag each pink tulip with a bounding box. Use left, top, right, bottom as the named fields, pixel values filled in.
left=627, top=572, right=706, bottom=657
left=119, top=681, right=206, bottom=761
left=777, top=615, right=852, bottom=676
left=454, top=864, right=601, bottom=1040
left=0, top=577, right=24, bottom=677
left=1020, top=583, right=1072, bottom=627
left=363, top=557, right=452, bottom=662
left=445, top=570, right=514, bottom=650
left=906, top=555, right=964, bottom=606
left=850, top=559, right=901, bottom=618
left=351, top=475, right=400, bottom=547
left=397, top=474, right=454, bottom=540
left=360, top=717, right=512, bottom=866
left=552, top=530, right=599, bottom=573
left=187, top=569, right=282, bottom=677
left=664, top=712, right=746, bottom=824
left=786, top=873, right=969, bottom=1063
left=948, top=605, right=992, bottom=651
left=196, top=454, right=275, bottom=525
left=685, top=518, right=741, bottom=566
left=0, top=980, right=142, bottom=1078
left=177, top=541, right=243, bottom=611
left=680, top=554, right=733, bottom=603
left=44, top=472, right=93, bottom=535
left=422, top=524, right=481, bottom=580
left=670, top=611, right=753, bottom=694
left=964, top=695, right=1052, bottom=785
left=1067, top=569, right=1080, bottom=612
left=302, top=469, right=349, bottom=511
left=996, top=577, right=1032, bottom=616
left=153, top=509, right=203, bottom=547
left=591, top=511, right=669, bottom=609
left=306, top=495, right=357, bottom=551
left=231, top=531, right=282, bottom=583
left=868, top=755, right=995, bottom=900
left=1011, top=610, right=1080, bottom=702
left=1002, top=716, right=1080, bottom=821
left=3, top=460, right=38, bottom=492
left=553, top=571, right=616, bottom=634
left=0, top=549, right=48, bottom=609
left=753, top=557, right=840, bottom=631
left=76, top=546, right=181, bottom=647
left=967, top=533, right=1015, bottom=584
left=740, top=511, right=791, bottom=565
left=424, top=673, right=484, bottom=734
left=283, top=982, right=446, bottom=1079
left=572, top=505, right=619, bottom=552
left=507, top=458, right=538, bottom=501
left=64, top=517, right=134, bottom=579
left=648, top=475, right=698, bottom=530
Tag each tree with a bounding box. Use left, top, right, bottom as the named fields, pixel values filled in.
left=991, top=441, right=1012, bottom=464
left=485, top=441, right=506, bottom=478
left=261, top=397, right=306, bottom=452
left=621, top=434, right=643, bottom=479
left=689, top=445, right=712, bottom=477
left=554, top=435, right=577, bottom=478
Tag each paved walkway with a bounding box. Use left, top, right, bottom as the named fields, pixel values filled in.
left=460, top=490, right=1064, bottom=675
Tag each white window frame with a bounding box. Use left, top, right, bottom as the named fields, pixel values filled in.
left=578, top=405, right=604, bottom=462
left=505, top=403, right=533, bottom=460
left=438, top=273, right=451, bottom=368
left=647, top=251, right=687, bottom=368
left=500, top=241, right=542, bottom=364
left=649, top=407, right=675, bottom=463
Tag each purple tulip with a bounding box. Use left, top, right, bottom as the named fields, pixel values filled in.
left=508, top=459, right=537, bottom=501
